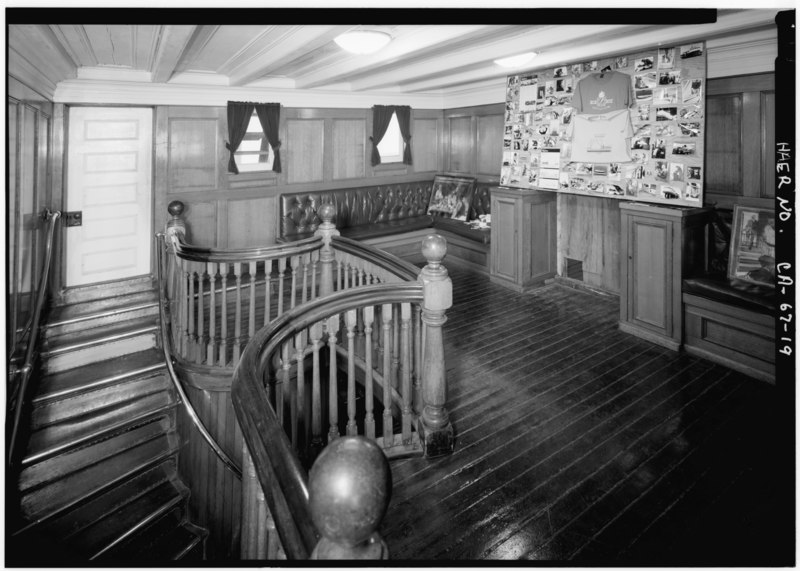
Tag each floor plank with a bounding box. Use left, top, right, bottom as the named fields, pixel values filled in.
left=382, top=265, right=790, bottom=565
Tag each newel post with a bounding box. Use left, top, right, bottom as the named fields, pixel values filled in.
left=309, top=436, right=391, bottom=559
left=417, top=234, right=454, bottom=457
left=314, top=203, right=339, bottom=297
left=165, top=200, right=186, bottom=247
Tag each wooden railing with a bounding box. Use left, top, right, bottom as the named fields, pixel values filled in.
left=161, top=200, right=454, bottom=559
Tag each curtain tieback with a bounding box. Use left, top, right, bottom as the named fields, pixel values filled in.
left=225, top=141, right=232, bottom=150
left=272, top=141, right=282, bottom=150
left=368, top=136, right=375, bottom=143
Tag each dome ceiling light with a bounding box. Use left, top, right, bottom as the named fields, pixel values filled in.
left=494, top=52, right=539, bottom=68
left=334, top=28, right=393, bottom=55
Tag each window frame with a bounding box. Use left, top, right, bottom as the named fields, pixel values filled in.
left=233, top=110, right=274, bottom=174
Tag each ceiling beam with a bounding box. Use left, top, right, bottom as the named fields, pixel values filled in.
left=295, top=25, right=497, bottom=89
left=227, top=25, right=348, bottom=87
left=170, top=25, right=220, bottom=78
left=151, top=25, right=197, bottom=83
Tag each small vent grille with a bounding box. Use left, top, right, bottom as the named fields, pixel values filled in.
left=565, top=258, right=583, bottom=281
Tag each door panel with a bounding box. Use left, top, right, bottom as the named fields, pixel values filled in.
left=67, top=107, right=152, bottom=286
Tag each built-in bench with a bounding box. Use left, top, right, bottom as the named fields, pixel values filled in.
left=682, top=209, right=775, bottom=383
left=278, top=176, right=492, bottom=271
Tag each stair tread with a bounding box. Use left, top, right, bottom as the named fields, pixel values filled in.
left=47, top=291, right=159, bottom=326
left=34, top=348, right=165, bottom=404
left=43, top=315, right=159, bottom=354
left=19, top=458, right=175, bottom=541
left=110, top=505, right=207, bottom=561
left=25, top=393, right=176, bottom=465
left=80, top=479, right=187, bottom=559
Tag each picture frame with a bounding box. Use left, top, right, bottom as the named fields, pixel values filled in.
left=427, top=175, right=476, bottom=220
left=727, top=205, right=776, bottom=287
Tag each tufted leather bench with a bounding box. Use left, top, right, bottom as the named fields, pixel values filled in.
left=278, top=180, right=492, bottom=245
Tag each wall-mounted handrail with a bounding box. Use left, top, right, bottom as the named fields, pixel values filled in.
left=8, top=209, right=61, bottom=466
left=155, top=232, right=242, bottom=479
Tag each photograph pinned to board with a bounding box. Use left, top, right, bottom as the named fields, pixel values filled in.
left=672, top=142, right=696, bottom=156
left=680, top=43, right=704, bottom=59
left=658, top=70, right=681, bottom=85
left=634, top=72, right=657, bottom=89
left=634, top=56, right=655, bottom=72
left=728, top=205, right=775, bottom=287
left=682, top=79, right=703, bottom=104
left=615, top=56, right=628, bottom=69
left=658, top=47, right=676, bottom=69
left=686, top=181, right=701, bottom=201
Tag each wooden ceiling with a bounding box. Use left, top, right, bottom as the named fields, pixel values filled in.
left=8, top=11, right=780, bottom=104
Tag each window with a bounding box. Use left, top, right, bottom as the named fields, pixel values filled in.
left=377, top=112, right=403, bottom=164
left=234, top=111, right=274, bottom=172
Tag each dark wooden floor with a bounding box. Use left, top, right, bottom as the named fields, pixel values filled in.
left=381, top=265, right=793, bottom=564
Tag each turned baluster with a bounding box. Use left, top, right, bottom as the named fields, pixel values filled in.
left=188, top=264, right=198, bottom=360
left=314, top=203, right=339, bottom=298
left=280, top=339, right=292, bottom=438
left=381, top=304, right=393, bottom=448
left=309, top=436, right=390, bottom=560
left=310, top=251, right=319, bottom=301
left=233, top=262, right=243, bottom=363
left=326, top=315, right=340, bottom=443
left=220, top=263, right=229, bottom=367
left=400, top=303, right=412, bottom=444
left=207, top=262, right=217, bottom=365
left=391, top=304, right=400, bottom=389
left=309, top=322, right=324, bottom=452
left=196, top=262, right=206, bottom=365
left=290, top=255, right=299, bottom=310
left=248, top=261, right=257, bottom=343
left=294, top=330, right=309, bottom=453
left=240, top=446, right=258, bottom=559
left=181, top=262, right=190, bottom=358
left=277, top=257, right=287, bottom=316
left=345, top=309, right=358, bottom=436
left=417, top=234, right=454, bottom=457
left=301, top=253, right=310, bottom=304
left=363, top=306, right=376, bottom=439
left=263, top=259, right=272, bottom=328
left=412, top=305, right=423, bottom=415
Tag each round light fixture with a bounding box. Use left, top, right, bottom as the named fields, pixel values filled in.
left=334, top=29, right=392, bottom=55
left=494, top=52, right=538, bottom=68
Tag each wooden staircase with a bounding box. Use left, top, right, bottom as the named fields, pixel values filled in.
left=8, top=280, right=208, bottom=565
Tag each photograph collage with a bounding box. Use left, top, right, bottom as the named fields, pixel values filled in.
left=500, top=42, right=706, bottom=206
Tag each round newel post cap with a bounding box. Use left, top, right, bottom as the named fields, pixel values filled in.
left=318, top=203, right=336, bottom=224
left=167, top=200, right=185, bottom=217
left=308, top=436, right=391, bottom=551
left=421, top=234, right=447, bottom=268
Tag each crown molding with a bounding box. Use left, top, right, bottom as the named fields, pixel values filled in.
left=706, top=27, right=777, bottom=78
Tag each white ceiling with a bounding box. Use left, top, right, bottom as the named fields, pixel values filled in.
left=7, top=11, right=780, bottom=108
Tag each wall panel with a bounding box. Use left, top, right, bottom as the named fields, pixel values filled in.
left=332, top=118, right=366, bottom=180
left=168, top=117, right=219, bottom=192
left=412, top=117, right=439, bottom=173
left=286, top=119, right=324, bottom=184
left=183, top=200, right=218, bottom=247
left=448, top=116, right=472, bottom=174
left=476, top=114, right=503, bottom=177
left=226, top=196, right=276, bottom=248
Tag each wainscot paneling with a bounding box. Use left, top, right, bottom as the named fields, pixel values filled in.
left=181, top=200, right=218, bottom=247
left=332, top=118, right=366, bottom=180
left=286, top=118, right=325, bottom=184
left=168, top=117, right=221, bottom=193
left=443, top=103, right=504, bottom=182
left=557, top=194, right=621, bottom=294
left=476, top=113, right=503, bottom=177
left=448, top=116, right=473, bottom=174
left=226, top=196, right=276, bottom=248
left=412, top=117, right=439, bottom=173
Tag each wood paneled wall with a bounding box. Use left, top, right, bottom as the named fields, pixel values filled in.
left=443, top=103, right=504, bottom=181
left=154, top=105, right=446, bottom=249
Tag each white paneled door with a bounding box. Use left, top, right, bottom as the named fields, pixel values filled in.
left=66, top=107, right=153, bottom=286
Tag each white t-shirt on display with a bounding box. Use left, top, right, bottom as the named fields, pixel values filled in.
left=568, top=109, right=634, bottom=163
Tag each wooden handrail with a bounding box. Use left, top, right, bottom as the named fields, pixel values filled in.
left=8, top=209, right=61, bottom=466
left=331, top=235, right=420, bottom=282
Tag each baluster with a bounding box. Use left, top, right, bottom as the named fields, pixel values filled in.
left=400, top=303, right=412, bottom=444
left=348, top=262, right=356, bottom=290
left=279, top=339, right=291, bottom=429
left=266, top=511, right=280, bottom=559
left=301, top=253, right=310, bottom=305
left=248, top=261, right=256, bottom=343
left=314, top=203, right=338, bottom=298
left=207, top=262, right=216, bottom=365
left=310, top=251, right=319, bottom=300
left=345, top=309, right=358, bottom=436
left=220, top=263, right=229, bottom=367
left=337, top=259, right=343, bottom=292
left=291, top=255, right=301, bottom=310
left=294, top=329, right=308, bottom=454
left=326, top=315, right=340, bottom=443
left=181, top=261, right=190, bottom=358
left=391, top=304, right=400, bottom=389
left=263, top=259, right=272, bottom=328
left=196, top=262, right=206, bottom=364
left=363, top=306, right=376, bottom=440
left=256, top=486, right=268, bottom=558
left=188, top=264, right=197, bottom=360
left=240, top=446, right=256, bottom=559
left=381, top=304, right=393, bottom=448
left=233, top=262, right=243, bottom=364
left=277, top=257, right=287, bottom=316
left=310, top=322, right=324, bottom=452
left=418, top=235, right=454, bottom=457
left=413, top=305, right=423, bottom=415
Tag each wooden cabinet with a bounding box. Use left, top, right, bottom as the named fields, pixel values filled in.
left=619, top=203, right=710, bottom=350
left=489, top=186, right=557, bottom=292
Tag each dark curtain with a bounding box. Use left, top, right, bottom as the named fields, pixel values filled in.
left=370, top=105, right=395, bottom=166
left=226, top=101, right=254, bottom=174
left=393, top=105, right=413, bottom=165
left=255, top=103, right=282, bottom=173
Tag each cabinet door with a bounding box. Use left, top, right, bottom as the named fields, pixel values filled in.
left=627, top=216, right=673, bottom=337
left=491, top=195, right=518, bottom=282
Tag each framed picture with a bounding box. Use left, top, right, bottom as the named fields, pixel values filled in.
left=427, top=175, right=476, bottom=220
left=728, top=205, right=775, bottom=287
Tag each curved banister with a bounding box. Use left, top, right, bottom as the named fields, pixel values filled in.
left=331, top=235, right=420, bottom=282
left=155, top=233, right=242, bottom=479
left=170, top=233, right=324, bottom=264
left=8, top=209, right=61, bottom=466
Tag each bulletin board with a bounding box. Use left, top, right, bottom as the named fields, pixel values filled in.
left=500, top=42, right=706, bottom=206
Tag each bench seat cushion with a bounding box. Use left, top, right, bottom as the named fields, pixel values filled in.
left=682, top=277, right=775, bottom=315
left=432, top=217, right=491, bottom=245
left=340, top=215, right=434, bottom=240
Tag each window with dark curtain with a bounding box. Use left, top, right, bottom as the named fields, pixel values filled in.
left=226, top=101, right=282, bottom=174
left=370, top=105, right=397, bottom=166
left=393, top=105, right=413, bottom=165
